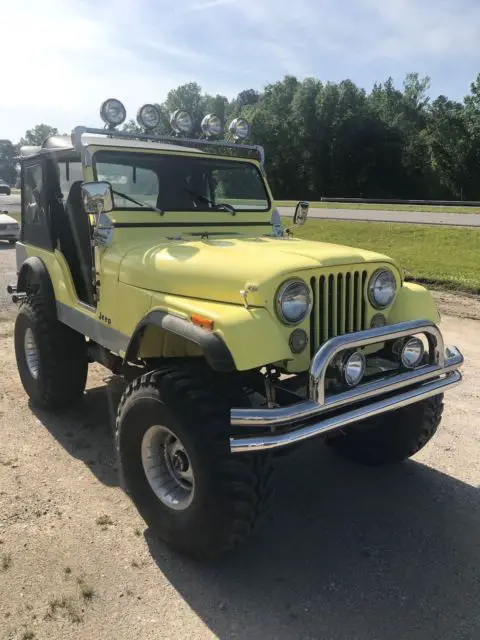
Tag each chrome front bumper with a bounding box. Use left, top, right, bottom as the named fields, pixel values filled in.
left=230, top=319, right=463, bottom=453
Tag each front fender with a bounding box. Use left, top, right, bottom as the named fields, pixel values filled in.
left=125, top=309, right=236, bottom=372
left=138, top=294, right=291, bottom=372
left=17, top=256, right=56, bottom=318
left=387, top=281, right=440, bottom=325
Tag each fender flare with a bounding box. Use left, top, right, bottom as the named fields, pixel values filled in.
left=17, top=257, right=56, bottom=316
left=124, top=310, right=236, bottom=373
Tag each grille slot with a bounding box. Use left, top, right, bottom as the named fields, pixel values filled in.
left=310, top=270, right=369, bottom=350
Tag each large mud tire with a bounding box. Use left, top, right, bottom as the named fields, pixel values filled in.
left=14, top=297, right=88, bottom=410
left=116, top=366, right=275, bottom=559
left=326, top=395, right=444, bottom=466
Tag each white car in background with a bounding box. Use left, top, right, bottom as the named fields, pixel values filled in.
left=0, top=180, right=11, bottom=195
left=0, top=211, right=20, bottom=245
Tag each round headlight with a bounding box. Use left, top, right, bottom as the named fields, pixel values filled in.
left=343, top=351, right=366, bottom=387
left=368, top=269, right=397, bottom=309
left=201, top=113, right=222, bottom=137
left=228, top=118, right=250, bottom=140
left=137, top=104, right=161, bottom=130
left=100, top=98, right=127, bottom=127
left=276, top=280, right=312, bottom=325
left=170, top=109, right=194, bottom=134
left=400, top=337, right=425, bottom=369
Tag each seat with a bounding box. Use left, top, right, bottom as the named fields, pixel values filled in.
left=60, top=181, right=95, bottom=306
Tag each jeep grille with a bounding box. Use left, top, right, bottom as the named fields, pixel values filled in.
left=309, top=271, right=369, bottom=356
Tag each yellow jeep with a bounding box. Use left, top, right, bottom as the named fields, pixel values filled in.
left=9, top=99, right=464, bottom=558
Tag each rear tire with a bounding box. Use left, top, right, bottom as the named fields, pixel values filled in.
left=116, top=365, right=275, bottom=559
left=326, top=395, right=444, bottom=466
left=14, top=296, right=88, bottom=410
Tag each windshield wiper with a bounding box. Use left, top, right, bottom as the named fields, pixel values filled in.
left=112, top=189, right=164, bottom=215
left=186, top=189, right=236, bottom=215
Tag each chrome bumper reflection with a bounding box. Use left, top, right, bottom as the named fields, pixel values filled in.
left=229, top=320, right=463, bottom=454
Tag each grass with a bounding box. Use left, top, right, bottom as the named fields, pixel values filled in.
left=45, top=596, right=82, bottom=624
left=275, top=200, right=480, bottom=214
left=77, top=578, right=95, bottom=602
left=95, top=514, right=114, bottom=527
left=293, top=218, right=480, bottom=293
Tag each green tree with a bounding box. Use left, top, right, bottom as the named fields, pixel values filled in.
left=0, top=139, right=17, bottom=184
left=463, top=73, right=480, bottom=137
left=20, top=124, right=59, bottom=146
left=425, top=96, right=469, bottom=198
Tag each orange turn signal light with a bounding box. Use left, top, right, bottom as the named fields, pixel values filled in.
left=191, top=314, right=214, bottom=330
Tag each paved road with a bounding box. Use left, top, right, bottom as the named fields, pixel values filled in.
left=3, top=194, right=480, bottom=227
left=278, top=206, right=480, bottom=227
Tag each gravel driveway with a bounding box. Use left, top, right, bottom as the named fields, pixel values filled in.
left=0, top=244, right=479, bottom=640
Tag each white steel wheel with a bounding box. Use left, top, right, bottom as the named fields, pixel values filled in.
left=141, top=425, right=195, bottom=511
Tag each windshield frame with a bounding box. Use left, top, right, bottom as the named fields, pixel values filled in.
left=92, top=149, right=271, bottom=214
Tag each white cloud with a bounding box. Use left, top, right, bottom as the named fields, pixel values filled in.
left=363, top=0, right=480, bottom=60
left=2, top=0, right=479, bottom=140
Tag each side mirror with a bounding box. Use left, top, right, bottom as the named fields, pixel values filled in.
left=293, top=201, right=309, bottom=226
left=82, top=181, right=114, bottom=215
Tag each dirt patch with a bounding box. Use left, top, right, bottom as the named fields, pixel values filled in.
left=432, top=289, right=480, bottom=321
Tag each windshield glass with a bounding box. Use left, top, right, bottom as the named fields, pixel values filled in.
left=93, top=151, right=270, bottom=212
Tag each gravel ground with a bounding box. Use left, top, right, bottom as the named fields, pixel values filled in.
left=0, top=244, right=479, bottom=640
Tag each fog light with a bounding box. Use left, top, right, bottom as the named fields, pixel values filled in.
left=343, top=351, right=366, bottom=387
left=137, top=103, right=161, bottom=130
left=100, top=98, right=127, bottom=127
left=289, top=329, right=308, bottom=354
left=370, top=313, right=386, bottom=328
left=170, top=109, right=194, bottom=134
left=201, top=113, right=222, bottom=137
left=400, top=337, right=425, bottom=369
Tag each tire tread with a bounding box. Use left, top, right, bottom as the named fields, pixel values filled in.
left=15, top=295, right=88, bottom=410
left=328, top=395, right=444, bottom=466
left=115, top=364, right=275, bottom=558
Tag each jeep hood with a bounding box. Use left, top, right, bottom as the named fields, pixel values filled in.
left=118, top=236, right=397, bottom=305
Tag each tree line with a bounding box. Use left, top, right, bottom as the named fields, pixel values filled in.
left=2, top=72, right=480, bottom=200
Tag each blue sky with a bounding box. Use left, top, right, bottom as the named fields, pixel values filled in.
left=2, top=0, right=479, bottom=141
